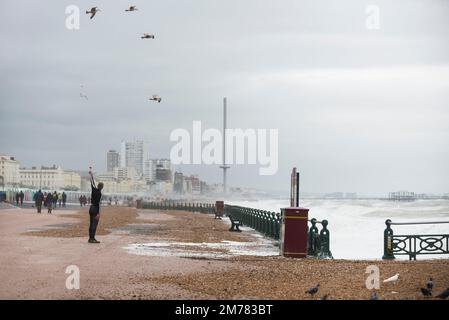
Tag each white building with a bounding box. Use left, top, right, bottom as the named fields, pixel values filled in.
left=120, top=140, right=149, bottom=175
left=0, top=155, right=20, bottom=188
left=19, top=165, right=64, bottom=190
left=62, top=171, right=82, bottom=190
left=113, top=166, right=138, bottom=181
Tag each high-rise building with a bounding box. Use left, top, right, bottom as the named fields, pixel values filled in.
left=120, top=140, right=149, bottom=175
left=107, top=150, right=120, bottom=172
left=145, top=159, right=173, bottom=182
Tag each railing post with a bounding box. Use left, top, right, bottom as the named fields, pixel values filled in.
left=318, top=220, right=333, bottom=259
left=307, top=218, right=319, bottom=257
left=382, top=219, right=395, bottom=260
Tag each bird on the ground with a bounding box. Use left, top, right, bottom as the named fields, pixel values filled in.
left=125, top=6, right=138, bottom=12
left=141, top=33, right=155, bottom=39
left=426, top=277, right=433, bottom=291
left=370, top=292, right=379, bottom=300
left=320, top=294, right=329, bottom=300
left=436, top=288, right=449, bottom=299
left=383, top=273, right=399, bottom=284
left=149, top=95, right=162, bottom=103
left=86, top=7, right=100, bottom=19
left=420, top=288, right=432, bottom=297
left=305, top=284, right=320, bottom=297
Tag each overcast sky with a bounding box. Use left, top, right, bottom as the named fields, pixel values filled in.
left=0, top=0, right=448, bottom=195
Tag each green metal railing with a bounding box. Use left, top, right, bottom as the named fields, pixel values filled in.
left=307, top=218, right=333, bottom=259
left=224, top=205, right=282, bottom=240
left=382, top=219, right=449, bottom=260
left=142, top=201, right=215, bottom=214
left=141, top=201, right=332, bottom=259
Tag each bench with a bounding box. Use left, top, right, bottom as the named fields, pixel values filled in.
left=228, top=216, right=242, bottom=232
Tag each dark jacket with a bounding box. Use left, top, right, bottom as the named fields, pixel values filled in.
left=46, top=194, right=54, bottom=205
left=34, top=191, right=44, bottom=204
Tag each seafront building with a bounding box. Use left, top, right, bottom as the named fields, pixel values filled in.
left=0, top=155, right=20, bottom=188
left=19, top=165, right=82, bottom=190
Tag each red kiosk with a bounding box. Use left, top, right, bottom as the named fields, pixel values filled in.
left=280, top=167, right=309, bottom=258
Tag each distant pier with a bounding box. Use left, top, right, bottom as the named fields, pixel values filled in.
left=388, top=191, right=416, bottom=201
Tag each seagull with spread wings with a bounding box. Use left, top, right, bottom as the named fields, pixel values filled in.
left=86, top=7, right=100, bottom=19
left=141, top=33, right=155, bottom=39
left=126, top=6, right=138, bottom=12
left=149, top=95, right=162, bottom=103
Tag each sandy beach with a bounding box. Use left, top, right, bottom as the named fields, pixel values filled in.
left=0, top=206, right=448, bottom=300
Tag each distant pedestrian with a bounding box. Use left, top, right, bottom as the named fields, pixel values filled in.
left=62, top=192, right=67, bottom=207
left=53, top=191, right=58, bottom=209
left=79, top=195, right=83, bottom=207
left=33, top=190, right=44, bottom=213
left=88, top=168, right=103, bottom=243
left=43, top=192, right=48, bottom=207
left=15, top=192, right=20, bottom=206
left=19, top=190, right=24, bottom=206
left=46, top=192, right=54, bottom=214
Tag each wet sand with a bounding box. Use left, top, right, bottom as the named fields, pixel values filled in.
left=0, top=206, right=448, bottom=300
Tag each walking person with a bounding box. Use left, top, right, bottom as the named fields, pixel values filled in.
left=33, top=190, right=44, bottom=213
left=15, top=192, right=20, bottom=206
left=19, top=190, right=24, bottom=207
left=52, top=191, right=58, bottom=210
left=43, top=192, right=48, bottom=208
left=62, top=192, right=67, bottom=207
left=88, top=168, right=103, bottom=244
left=46, top=192, right=54, bottom=214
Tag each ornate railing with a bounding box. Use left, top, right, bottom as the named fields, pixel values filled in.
left=307, top=218, right=333, bottom=259
left=382, top=219, right=449, bottom=260
left=224, top=205, right=282, bottom=240
left=142, top=201, right=215, bottom=214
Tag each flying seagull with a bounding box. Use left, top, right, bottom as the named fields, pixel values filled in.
left=436, top=288, right=449, bottom=299
left=149, top=95, right=162, bottom=103
left=420, top=288, right=432, bottom=297
left=86, top=7, right=100, bottom=19
left=141, top=33, right=155, bottom=39
left=125, top=6, right=138, bottom=12
left=370, top=292, right=379, bottom=300
left=305, top=284, right=320, bottom=297
left=383, top=273, right=399, bottom=284
left=80, top=85, right=88, bottom=100
left=426, top=277, right=433, bottom=291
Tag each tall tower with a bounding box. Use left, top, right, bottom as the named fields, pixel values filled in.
left=107, top=150, right=120, bottom=172
left=219, top=97, right=230, bottom=194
